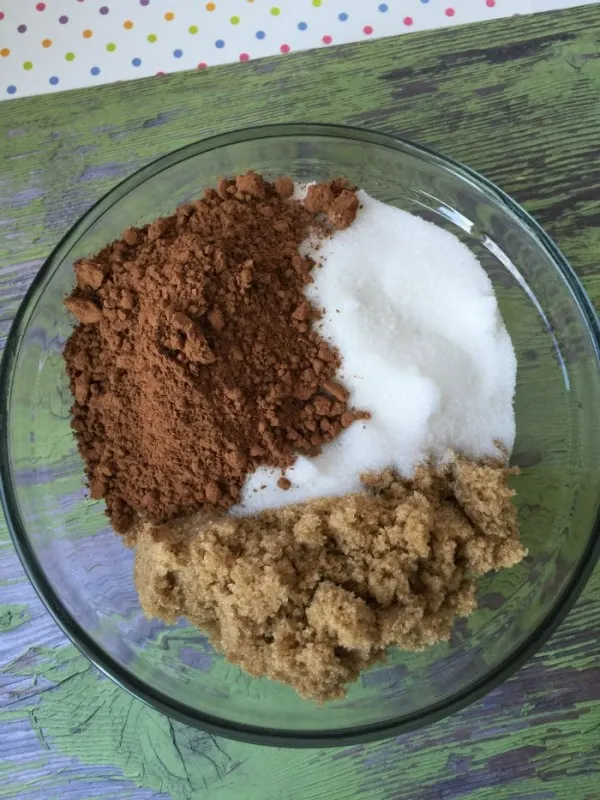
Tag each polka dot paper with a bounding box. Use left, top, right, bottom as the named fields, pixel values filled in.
left=1, top=0, right=598, bottom=100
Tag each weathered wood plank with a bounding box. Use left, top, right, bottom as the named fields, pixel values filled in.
left=1, top=6, right=600, bottom=799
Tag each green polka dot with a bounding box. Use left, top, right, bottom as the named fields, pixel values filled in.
left=312, top=0, right=322, bottom=6
left=188, top=25, right=198, bottom=34
left=270, top=6, right=280, bottom=15
left=147, top=33, right=157, bottom=43
left=106, top=42, right=116, bottom=52
left=65, top=52, right=75, bottom=61
left=230, top=15, right=240, bottom=24
left=23, top=61, right=33, bottom=70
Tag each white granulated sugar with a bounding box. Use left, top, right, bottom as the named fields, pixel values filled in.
left=236, top=189, right=516, bottom=514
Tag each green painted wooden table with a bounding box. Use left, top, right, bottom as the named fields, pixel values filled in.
left=2, top=6, right=600, bottom=799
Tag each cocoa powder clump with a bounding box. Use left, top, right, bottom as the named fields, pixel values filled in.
left=63, top=173, right=361, bottom=533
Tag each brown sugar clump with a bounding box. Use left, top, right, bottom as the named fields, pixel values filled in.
left=63, top=174, right=361, bottom=533
left=133, top=454, right=526, bottom=703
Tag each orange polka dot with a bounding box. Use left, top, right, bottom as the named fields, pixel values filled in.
left=164, top=12, right=175, bottom=21
left=41, top=39, right=52, bottom=48
left=83, top=29, right=93, bottom=38
left=0, top=47, right=10, bottom=57
left=123, top=20, right=134, bottom=29
left=206, top=2, right=216, bottom=10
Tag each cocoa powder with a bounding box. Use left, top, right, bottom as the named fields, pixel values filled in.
left=63, top=173, right=362, bottom=533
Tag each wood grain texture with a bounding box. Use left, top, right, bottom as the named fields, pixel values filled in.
left=2, top=6, right=600, bottom=799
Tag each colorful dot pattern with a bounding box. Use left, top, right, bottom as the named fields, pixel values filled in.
left=1, top=0, right=593, bottom=99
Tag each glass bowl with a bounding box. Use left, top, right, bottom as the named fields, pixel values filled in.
left=2, top=123, right=600, bottom=747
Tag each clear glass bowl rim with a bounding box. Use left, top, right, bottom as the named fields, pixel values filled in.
left=2, top=122, right=600, bottom=748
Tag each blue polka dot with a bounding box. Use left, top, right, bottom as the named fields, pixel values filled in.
left=49, top=76, right=59, bottom=85
left=7, top=85, right=17, bottom=95
left=338, top=12, right=348, bottom=21
left=297, top=21, right=307, bottom=31
left=132, top=57, right=142, bottom=66
left=255, top=30, right=265, bottom=39
left=173, top=49, right=182, bottom=58
left=90, top=66, right=100, bottom=75
left=420, top=0, right=430, bottom=3
left=378, top=3, right=389, bottom=10
left=215, top=39, right=225, bottom=48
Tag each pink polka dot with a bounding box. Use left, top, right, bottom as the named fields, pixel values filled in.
left=197, top=61, right=207, bottom=69
left=322, top=35, right=332, bottom=45
left=486, top=0, right=495, bottom=6
left=280, top=43, right=290, bottom=53
left=155, top=70, right=165, bottom=76
left=0, top=11, right=5, bottom=21
left=36, top=2, right=46, bottom=10
left=363, top=25, right=373, bottom=35
left=239, top=52, right=249, bottom=61
left=445, top=7, right=455, bottom=16
left=403, top=16, right=413, bottom=26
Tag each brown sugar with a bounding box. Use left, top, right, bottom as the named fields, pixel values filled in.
left=62, top=174, right=362, bottom=533
left=132, top=454, right=526, bottom=703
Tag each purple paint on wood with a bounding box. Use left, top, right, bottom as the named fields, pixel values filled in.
left=447, top=753, right=473, bottom=773
left=78, top=162, right=131, bottom=182
left=180, top=646, right=213, bottom=671
left=0, top=187, right=44, bottom=208
left=141, top=111, right=177, bottom=128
